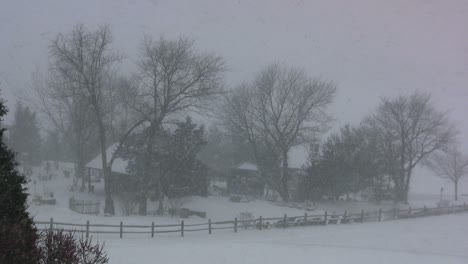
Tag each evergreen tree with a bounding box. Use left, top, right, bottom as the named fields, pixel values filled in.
left=122, top=117, right=209, bottom=215
left=300, top=125, right=381, bottom=201
left=162, top=117, right=208, bottom=198
left=120, top=127, right=165, bottom=215
left=0, top=96, right=40, bottom=263
left=9, top=102, right=42, bottom=166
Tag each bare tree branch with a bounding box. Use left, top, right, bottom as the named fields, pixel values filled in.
left=219, top=63, right=336, bottom=201
left=365, top=91, right=457, bottom=203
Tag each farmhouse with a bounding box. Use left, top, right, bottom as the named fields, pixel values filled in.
left=85, top=143, right=135, bottom=192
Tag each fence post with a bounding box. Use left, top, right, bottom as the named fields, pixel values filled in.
left=283, top=214, right=287, bottom=228
left=361, top=209, right=365, bottom=223
left=86, top=220, right=89, bottom=238
left=393, top=208, right=397, bottom=220
left=181, top=221, right=184, bottom=237
left=234, top=217, right=238, bottom=233
left=151, top=222, right=155, bottom=238
left=324, top=211, right=328, bottom=225
left=120, top=221, right=123, bottom=239
left=50, top=217, right=54, bottom=231
left=378, top=208, right=382, bottom=222
left=208, top=219, right=212, bottom=234
left=259, top=216, right=263, bottom=230
left=304, top=213, right=308, bottom=225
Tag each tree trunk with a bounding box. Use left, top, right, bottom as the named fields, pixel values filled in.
left=138, top=192, right=147, bottom=216
left=402, top=169, right=412, bottom=204
left=157, top=164, right=164, bottom=215
left=157, top=178, right=164, bottom=215
left=401, top=188, right=408, bottom=204
left=77, top=145, right=86, bottom=192
left=96, top=114, right=114, bottom=215
left=138, top=146, right=151, bottom=216
left=140, top=123, right=158, bottom=216
left=397, top=139, right=406, bottom=203
left=392, top=176, right=400, bottom=203
left=454, top=180, right=458, bottom=201
left=281, top=149, right=289, bottom=202
left=393, top=171, right=409, bottom=203
left=87, top=172, right=92, bottom=192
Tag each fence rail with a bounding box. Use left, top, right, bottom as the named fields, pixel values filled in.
left=36, top=203, right=468, bottom=239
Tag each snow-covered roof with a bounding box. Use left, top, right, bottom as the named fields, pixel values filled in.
left=232, top=160, right=303, bottom=172
left=85, top=143, right=128, bottom=175
left=233, top=162, right=259, bottom=171
left=288, top=146, right=306, bottom=169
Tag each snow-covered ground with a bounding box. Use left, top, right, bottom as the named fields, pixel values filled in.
left=104, top=214, right=468, bottom=264
left=27, top=162, right=318, bottom=226
left=26, top=162, right=468, bottom=263
left=27, top=161, right=468, bottom=227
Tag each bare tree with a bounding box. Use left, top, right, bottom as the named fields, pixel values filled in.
left=221, top=64, right=336, bottom=201
left=32, top=70, right=96, bottom=192
left=366, top=92, right=457, bottom=203
left=123, top=36, right=225, bottom=215
left=426, top=146, right=468, bottom=201
left=49, top=24, right=122, bottom=214
left=220, top=83, right=282, bottom=197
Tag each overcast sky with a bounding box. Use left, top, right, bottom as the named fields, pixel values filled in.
left=0, top=0, right=467, bottom=193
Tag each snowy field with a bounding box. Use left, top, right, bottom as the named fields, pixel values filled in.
left=104, top=213, right=468, bottom=264
left=27, top=162, right=468, bottom=264
left=27, top=161, right=468, bottom=227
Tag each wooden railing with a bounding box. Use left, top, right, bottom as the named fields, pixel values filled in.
left=37, top=203, right=468, bottom=239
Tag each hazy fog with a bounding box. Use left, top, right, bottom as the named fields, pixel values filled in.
left=1, top=0, right=467, bottom=194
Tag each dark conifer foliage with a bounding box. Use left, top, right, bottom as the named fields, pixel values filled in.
left=121, top=117, right=209, bottom=215
left=9, top=102, right=42, bottom=166
left=162, top=117, right=208, bottom=198
left=0, top=96, right=40, bottom=264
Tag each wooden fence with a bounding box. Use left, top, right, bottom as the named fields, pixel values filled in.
left=68, top=197, right=100, bottom=215
left=37, top=203, right=468, bottom=239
